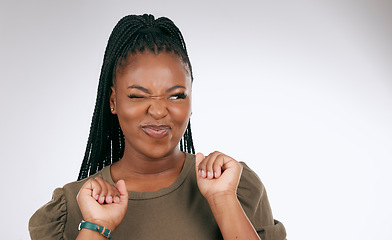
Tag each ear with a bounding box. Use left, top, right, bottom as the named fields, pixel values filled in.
left=109, top=86, right=117, bottom=114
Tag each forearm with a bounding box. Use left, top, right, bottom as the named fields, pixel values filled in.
left=208, top=194, right=261, bottom=240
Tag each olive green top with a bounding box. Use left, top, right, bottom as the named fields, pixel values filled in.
left=29, top=153, right=286, bottom=240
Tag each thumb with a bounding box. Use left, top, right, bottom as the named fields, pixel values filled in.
left=116, top=180, right=129, bottom=203
left=195, top=152, right=205, bottom=170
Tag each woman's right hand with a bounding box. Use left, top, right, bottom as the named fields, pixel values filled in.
left=76, top=177, right=128, bottom=231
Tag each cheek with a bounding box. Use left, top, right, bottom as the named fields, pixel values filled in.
left=169, top=101, right=191, bottom=123
left=117, top=102, right=147, bottom=126
left=124, top=104, right=145, bottom=116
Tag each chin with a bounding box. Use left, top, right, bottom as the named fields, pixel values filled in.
left=141, top=144, right=179, bottom=160
left=125, top=135, right=182, bottom=160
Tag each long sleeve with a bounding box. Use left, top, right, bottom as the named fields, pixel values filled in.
left=29, top=188, right=67, bottom=240
left=237, top=162, right=287, bottom=240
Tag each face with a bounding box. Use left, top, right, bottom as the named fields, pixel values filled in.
left=110, top=52, right=192, bottom=159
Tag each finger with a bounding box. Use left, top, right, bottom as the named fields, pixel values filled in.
left=195, top=152, right=206, bottom=178
left=219, top=156, right=243, bottom=183
left=95, top=178, right=120, bottom=204
left=116, top=180, right=129, bottom=205
left=105, top=184, right=120, bottom=204
left=112, top=183, right=121, bottom=203
left=86, top=178, right=102, bottom=201
left=94, top=177, right=108, bottom=204
left=195, top=152, right=205, bottom=168
left=77, top=178, right=100, bottom=203
left=108, top=181, right=124, bottom=204
left=212, top=154, right=226, bottom=178
left=204, top=151, right=222, bottom=179
left=205, top=154, right=218, bottom=179
left=221, top=156, right=240, bottom=171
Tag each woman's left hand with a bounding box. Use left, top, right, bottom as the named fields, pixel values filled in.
left=195, top=151, right=243, bottom=202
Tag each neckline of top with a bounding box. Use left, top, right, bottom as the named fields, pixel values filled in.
left=100, top=152, right=195, bottom=200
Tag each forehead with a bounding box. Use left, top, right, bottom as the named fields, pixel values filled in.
left=115, top=52, right=191, bottom=90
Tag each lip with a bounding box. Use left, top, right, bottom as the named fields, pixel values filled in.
left=141, top=124, right=171, bottom=138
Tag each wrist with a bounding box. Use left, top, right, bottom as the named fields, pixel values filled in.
left=79, top=220, right=113, bottom=239
left=206, top=190, right=237, bottom=204
left=83, top=218, right=117, bottom=232
left=78, top=228, right=109, bottom=240
left=206, top=192, right=239, bottom=214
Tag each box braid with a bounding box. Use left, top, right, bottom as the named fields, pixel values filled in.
left=78, top=14, right=195, bottom=180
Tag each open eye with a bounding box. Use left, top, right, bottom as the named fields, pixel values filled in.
left=169, top=93, right=187, bottom=100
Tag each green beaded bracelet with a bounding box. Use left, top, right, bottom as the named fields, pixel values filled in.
left=78, top=220, right=113, bottom=239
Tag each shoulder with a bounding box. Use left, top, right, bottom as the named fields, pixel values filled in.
left=29, top=187, right=67, bottom=239
left=237, top=162, right=266, bottom=203
left=236, top=162, right=287, bottom=240
left=29, top=166, right=110, bottom=239
left=236, top=162, right=274, bottom=225
left=62, top=166, right=111, bottom=197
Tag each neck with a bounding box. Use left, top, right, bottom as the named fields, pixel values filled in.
left=111, top=147, right=185, bottom=183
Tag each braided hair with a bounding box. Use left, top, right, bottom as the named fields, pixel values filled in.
left=78, top=14, right=195, bottom=180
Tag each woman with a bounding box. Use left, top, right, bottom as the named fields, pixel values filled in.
left=29, top=14, right=286, bottom=240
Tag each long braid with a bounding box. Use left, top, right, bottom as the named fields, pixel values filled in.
left=78, top=14, right=195, bottom=180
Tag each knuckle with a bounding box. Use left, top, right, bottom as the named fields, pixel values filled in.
left=94, top=177, right=103, bottom=182
left=206, top=159, right=214, bottom=167
left=109, top=186, right=118, bottom=195
left=199, top=159, right=207, bottom=166
left=89, top=178, right=97, bottom=185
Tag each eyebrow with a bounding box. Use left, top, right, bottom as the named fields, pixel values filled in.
left=127, top=85, right=150, bottom=93
left=128, top=85, right=186, bottom=93
left=166, top=85, right=186, bottom=93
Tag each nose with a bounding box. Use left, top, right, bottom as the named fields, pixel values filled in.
left=147, top=98, right=169, bottom=120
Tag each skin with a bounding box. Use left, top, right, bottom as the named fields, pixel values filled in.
left=76, top=51, right=261, bottom=240
left=109, top=51, right=192, bottom=192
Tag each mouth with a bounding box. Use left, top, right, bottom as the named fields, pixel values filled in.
left=141, top=124, right=171, bottom=138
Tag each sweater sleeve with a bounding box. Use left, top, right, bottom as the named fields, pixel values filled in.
left=237, top=162, right=287, bottom=240
left=29, top=188, right=67, bottom=240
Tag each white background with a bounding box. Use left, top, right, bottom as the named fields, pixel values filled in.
left=1, top=0, right=391, bottom=239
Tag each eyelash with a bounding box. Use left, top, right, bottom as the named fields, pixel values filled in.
left=127, top=93, right=187, bottom=100
left=127, top=94, right=145, bottom=99
left=169, top=93, right=187, bottom=100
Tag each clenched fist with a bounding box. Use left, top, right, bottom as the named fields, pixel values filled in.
left=76, top=177, right=128, bottom=231
left=195, top=151, right=243, bottom=202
